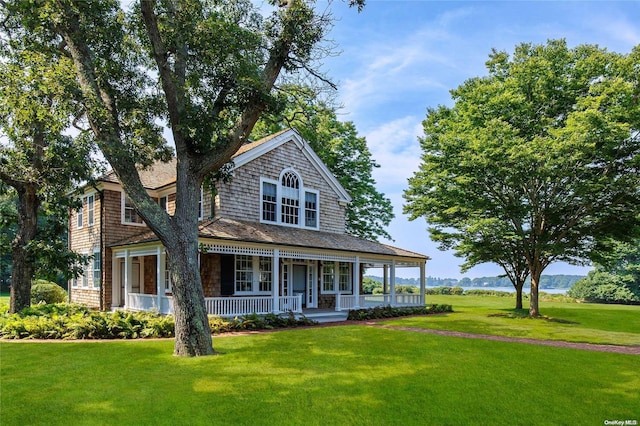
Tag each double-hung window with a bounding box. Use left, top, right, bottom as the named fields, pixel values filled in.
left=260, top=169, right=319, bottom=230
left=122, top=194, right=144, bottom=225
left=87, top=195, right=94, bottom=226
left=92, top=250, right=101, bottom=288
left=235, top=255, right=272, bottom=294
left=304, top=191, right=318, bottom=228
left=321, top=261, right=352, bottom=294
left=76, top=201, right=83, bottom=229
left=262, top=182, right=277, bottom=222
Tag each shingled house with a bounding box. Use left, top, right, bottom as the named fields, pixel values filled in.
left=68, top=128, right=429, bottom=320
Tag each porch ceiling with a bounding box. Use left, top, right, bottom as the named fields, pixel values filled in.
left=109, top=217, right=429, bottom=262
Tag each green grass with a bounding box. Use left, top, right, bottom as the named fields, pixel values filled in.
left=382, top=295, right=640, bottom=346
left=2, top=325, right=639, bottom=426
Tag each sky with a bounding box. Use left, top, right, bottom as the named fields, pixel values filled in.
left=310, top=0, right=640, bottom=279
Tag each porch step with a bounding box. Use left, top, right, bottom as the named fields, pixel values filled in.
left=299, top=310, right=348, bottom=323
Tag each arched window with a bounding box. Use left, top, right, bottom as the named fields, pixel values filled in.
left=260, top=168, right=319, bottom=229
left=280, top=170, right=300, bottom=225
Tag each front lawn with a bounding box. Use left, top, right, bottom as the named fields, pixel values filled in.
left=2, top=324, right=638, bottom=425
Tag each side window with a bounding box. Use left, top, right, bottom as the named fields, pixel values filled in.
left=76, top=200, right=83, bottom=229
left=87, top=194, right=95, bottom=226
left=198, top=187, right=204, bottom=220
left=159, top=196, right=168, bottom=213
left=304, top=191, right=318, bottom=228
left=92, top=250, right=101, bottom=288
left=262, top=181, right=277, bottom=222
left=122, top=195, right=144, bottom=225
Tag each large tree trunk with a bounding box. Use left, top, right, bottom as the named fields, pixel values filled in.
left=514, top=283, right=524, bottom=310
left=9, top=184, right=39, bottom=313
left=165, top=170, right=214, bottom=356
left=167, top=244, right=214, bottom=356
left=529, top=263, right=543, bottom=317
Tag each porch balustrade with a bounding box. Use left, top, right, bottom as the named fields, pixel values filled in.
left=335, top=293, right=423, bottom=311
left=126, top=293, right=303, bottom=316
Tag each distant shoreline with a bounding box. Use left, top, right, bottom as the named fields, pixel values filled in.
left=365, top=274, right=585, bottom=290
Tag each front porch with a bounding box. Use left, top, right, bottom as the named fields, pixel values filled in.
left=110, top=224, right=429, bottom=321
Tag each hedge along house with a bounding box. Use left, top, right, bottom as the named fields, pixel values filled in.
left=68, top=129, right=429, bottom=319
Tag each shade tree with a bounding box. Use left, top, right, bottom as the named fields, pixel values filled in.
left=404, top=40, right=640, bottom=316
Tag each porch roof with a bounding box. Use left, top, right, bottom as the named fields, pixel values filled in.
left=109, top=217, right=429, bottom=261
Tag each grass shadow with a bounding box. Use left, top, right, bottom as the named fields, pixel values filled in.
left=489, top=309, right=580, bottom=325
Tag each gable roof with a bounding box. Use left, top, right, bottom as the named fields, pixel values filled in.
left=100, top=158, right=177, bottom=190
left=109, top=217, right=429, bottom=261
left=96, top=128, right=351, bottom=203
left=232, top=128, right=352, bottom=203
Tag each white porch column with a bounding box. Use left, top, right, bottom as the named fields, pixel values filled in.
left=272, top=249, right=280, bottom=313
left=383, top=264, right=389, bottom=294
left=156, top=246, right=162, bottom=310
left=420, top=261, right=426, bottom=305
left=390, top=260, right=396, bottom=306
left=353, top=256, right=360, bottom=309
left=124, top=249, right=131, bottom=308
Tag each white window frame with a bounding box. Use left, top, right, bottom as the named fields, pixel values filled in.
left=260, top=178, right=278, bottom=223
left=82, top=262, right=89, bottom=288
left=259, top=169, right=319, bottom=230
left=198, top=187, right=204, bottom=220
left=86, top=194, right=95, bottom=226
left=92, top=249, right=101, bottom=288
left=164, top=268, right=172, bottom=293
left=159, top=195, right=169, bottom=213
left=321, top=261, right=352, bottom=294
left=76, top=203, right=83, bottom=229
left=303, top=189, right=319, bottom=229
left=121, top=193, right=145, bottom=226
left=234, top=255, right=272, bottom=295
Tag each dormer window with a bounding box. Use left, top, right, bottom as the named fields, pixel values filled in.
left=260, top=168, right=319, bottom=230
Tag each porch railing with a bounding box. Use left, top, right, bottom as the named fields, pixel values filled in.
left=335, top=293, right=423, bottom=311
left=126, top=293, right=302, bottom=317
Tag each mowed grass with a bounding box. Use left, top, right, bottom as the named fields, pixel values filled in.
left=2, top=294, right=639, bottom=425
left=380, top=295, right=640, bottom=346
left=2, top=325, right=639, bottom=426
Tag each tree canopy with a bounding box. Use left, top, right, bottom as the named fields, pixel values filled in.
left=568, top=238, right=640, bottom=304
left=404, top=39, right=640, bottom=316
left=3, top=0, right=364, bottom=355
left=0, top=28, right=94, bottom=312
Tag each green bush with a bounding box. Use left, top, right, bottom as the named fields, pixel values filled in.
left=207, top=312, right=315, bottom=334
left=347, top=304, right=453, bottom=321
left=0, top=303, right=176, bottom=340
left=465, top=289, right=517, bottom=297
left=31, top=280, right=67, bottom=305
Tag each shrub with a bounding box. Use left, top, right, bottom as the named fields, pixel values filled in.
left=465, top=289, right=515, bottom=297
left=31, top=280, right=67, bottom=305
left=207, top=312, right=316, bottom=334
left=347, top=304, right=453, bottom=321
left=0, top=304, right=176, bottom=340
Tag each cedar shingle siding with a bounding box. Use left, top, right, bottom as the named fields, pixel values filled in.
left=216, top=139, right=346, bottom=233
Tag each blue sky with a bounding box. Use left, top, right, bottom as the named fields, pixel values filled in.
left=313, top=1, right=640, bottom=279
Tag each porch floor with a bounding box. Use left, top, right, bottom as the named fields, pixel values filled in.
left=299, top=309, right=348, bottom=323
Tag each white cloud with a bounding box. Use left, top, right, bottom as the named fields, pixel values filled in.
left=364, top=116, right=423, bottom=192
